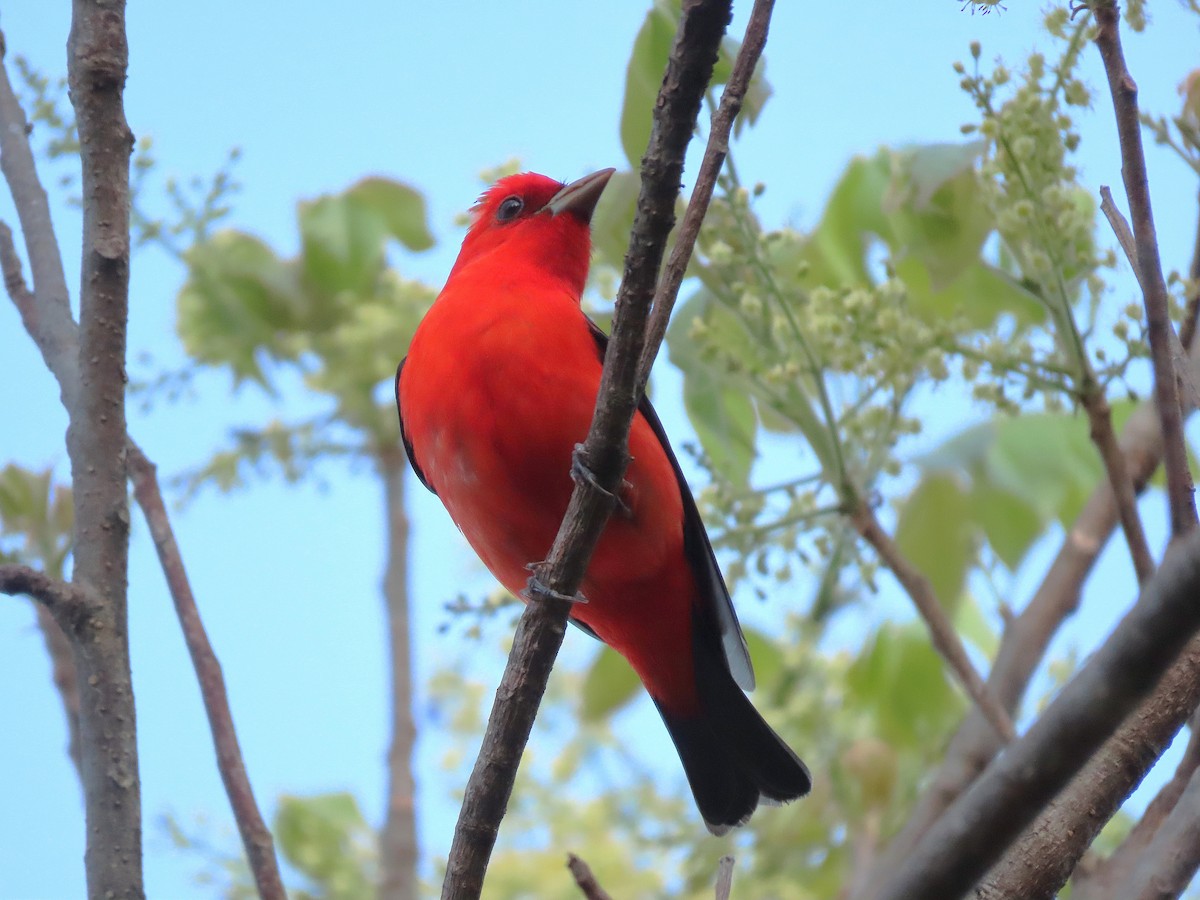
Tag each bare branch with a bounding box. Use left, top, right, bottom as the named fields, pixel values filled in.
left=566, top=854, right=612, bottom=900
left=850, top=501, right=1015, bottom=743
left=379, top=448, right=418, bottom=900
left=1080, top=375, right=1156, bottom=584
left=440, top=3, right=767, bottom=896
left=637, top=0, right=775, bottom=391
left=976, top=636, right=1200, bottom=898
left=1094, top=2, right=1197, bottom=537
left=877, top=529, right=1200, bottom=900
left=1115, top=758, right=1200, bottom=899
left=34, top=603, right=83, bottom=778
left=714, top=855, right=735, bottom=900
left=0, top=563, right=93, bottom=615
left=126, top=447, right=285, bottom=900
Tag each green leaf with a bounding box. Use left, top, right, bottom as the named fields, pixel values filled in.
left=897, top=257, right=1046, bottom=330
left=972, top=483, right=1043, bottom=570
left=345, top=176, right=434, bottom=252
left=894, top=474, right=975, bottom=611
left=744, top=628, right=784, bottom=689
left=680, top=378, right=756, bottom=487
left=299, top=193, right=387, bottom=296
left=275, top=793, right=373, bottom=898
left=954, top=593, right=999, bottom=659
left=589, top=169, right=641, bottom=271
left=846, top=623, right=965, bottom=746
left=580, top=645, right=641, bottom=722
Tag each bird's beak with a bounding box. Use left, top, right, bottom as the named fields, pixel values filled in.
left=542, top=168, right=616, bottom=222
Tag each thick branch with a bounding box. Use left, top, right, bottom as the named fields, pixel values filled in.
left=976, top=635, right=1200, bottom=899
left=127, top=447, right=285, bottom=900
left=66, top=1, right=141, bottom=893
left=439, top=3, right=753, bottom=897
left=1072, top=727, right=1200, bottom=899
left=714, top=855, right=735, bottom=900
left=877, top=529, right=1200, bottom=900
left=851, top=502, right=1015, bottom=742
left=1113, top=751, right=1200, bottom=899
left=1095, top=2, right=1197, bottom=536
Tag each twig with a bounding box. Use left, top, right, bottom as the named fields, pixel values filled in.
left=0, top=32, right=284, bottom=897
left=1079, top=387, right=1156, bottom=584
left=850, top=502, right=1015, bottom=743
left=1179, top=192, right=1200, bottom=350
left=34, top=604, right=83, bottom=778
left=127, top=447, right=285, bottom=900
left=566, top=854, right=612, bottom=900
left=636, top=0, right=774, bottom=391
left=877, top=529, right=1200, bottom=900
left=440, top=3, right=746, bottom=897
left=976, top=634, right=1200, bottom=899
left=714, top=855, right=735, bottom=900
left=1094, top=2, right=1198, bottom=536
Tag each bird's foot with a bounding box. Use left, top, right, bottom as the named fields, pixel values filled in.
left=523, top=565, right=588, bottom=605
left=570, top=443, right=632, bottom=517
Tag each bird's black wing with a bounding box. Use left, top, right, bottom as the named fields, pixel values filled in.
left=395, top=358, right=436, bottom=496
left=584, top=319, right=755, bottom=690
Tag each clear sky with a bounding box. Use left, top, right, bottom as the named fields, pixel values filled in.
left=1, top=2, right=1198, bottom=898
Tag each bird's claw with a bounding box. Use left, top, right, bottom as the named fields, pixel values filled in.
left=523, top=570, right=588, bottom=605
left=570, top=444, right=632, bottom=517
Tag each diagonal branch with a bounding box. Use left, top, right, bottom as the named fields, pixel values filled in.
left=566, top=853, right=612, bottom=900
left=439, top=2, right=776, bottom=897
left=877, top=529, right=1200, bottom=900
left=851, top=502, right=1016, bottom=742
left=1094, top=1, right=1197, bottom=537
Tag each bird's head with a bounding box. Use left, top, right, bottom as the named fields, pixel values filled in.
left=448, top=169, right=615, bottom=297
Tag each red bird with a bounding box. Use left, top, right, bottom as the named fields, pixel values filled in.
left=396, top=169, right=810, bottom=833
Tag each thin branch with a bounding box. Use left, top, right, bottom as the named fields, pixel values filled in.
left=440, top=3, right=749, bottom=897
left=566, top=854, right=613, bottom=900
left=714, top=855, right=735, bottom=900
left=976, top=635, right=1200, bottom=899
left=126, top=447, right=285, bottom=900
left=0, top=563, right=93, bottom=615
left=379, top=448, right=419, bottom=900
left=1095, top=2, right=1198, bottom=537
left=877, top=529, right=1200, bottom=900
left=1078, top=387, right=1156, bottom=584
left=850, top=502, right=1016, bottom=743
left=636, top=0, right=775, bottom=391
left=1179, top=190, right=1200, bottom=350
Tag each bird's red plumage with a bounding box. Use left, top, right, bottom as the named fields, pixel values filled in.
left=396, top=170, right=809, bottom=832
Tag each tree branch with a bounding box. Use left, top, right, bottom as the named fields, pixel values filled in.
left=975, top=635, right=1200, bottom=899
left=566, top=853, right=612, bottom=900
left=1072, top=726, right=1200, bottom=899
left=439, top=2, right=762, bottom=896
left=714, top=854, right=735, bottom=900
left=379, top=448, right=419, bottom=900
left=850, top=501, right=1015, bottom=742
left=1094, top=1, right=1197, bottom=537
left=0, top=563, right=93, bottom=615
left=126, top=447, right=285, bottom=900
left=877, top=529, right=1200, bottom=900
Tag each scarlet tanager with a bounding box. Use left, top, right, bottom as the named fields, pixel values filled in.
left=396, top=169, right=811, bottom=833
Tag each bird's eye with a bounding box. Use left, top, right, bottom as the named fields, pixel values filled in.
left=496, top=195, right=524, bottom=222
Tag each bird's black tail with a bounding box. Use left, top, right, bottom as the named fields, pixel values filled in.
left=655, top=638, right=811, bottom=835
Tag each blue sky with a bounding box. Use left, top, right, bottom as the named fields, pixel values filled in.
left=1, top=2, right=1198, bottom=897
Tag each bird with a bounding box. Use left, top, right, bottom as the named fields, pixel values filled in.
left=395, top=169, right=810, bottom=833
